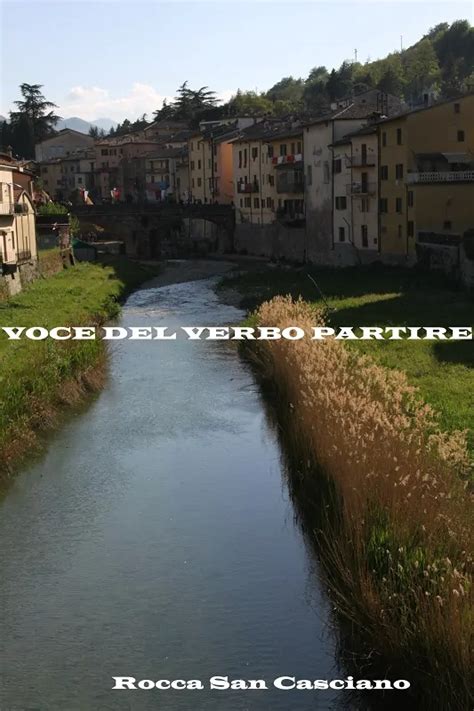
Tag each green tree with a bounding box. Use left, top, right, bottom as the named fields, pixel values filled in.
left=266, top=76, right=304, bottom=104
left=226, top=90, right=273, bottom=116
left=9, top=83, right=59, bottom=157
left=403, top=39, right=441, bottom=102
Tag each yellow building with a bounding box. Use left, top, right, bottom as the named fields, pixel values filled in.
left=188, top=125, right=236, bottom=204
left=379, top=93, right=474, bottom=261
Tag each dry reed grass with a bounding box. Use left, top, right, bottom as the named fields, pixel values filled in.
left=255, top=295, right=473, bottom=708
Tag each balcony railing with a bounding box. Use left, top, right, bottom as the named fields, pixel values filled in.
left=0, top=202, right=15, bottom=215
left=407, top=170, right=474, bottom=184
left=346, top=182, right=376, bottom=196
left=345, top=155, right=376, bottom=168
left=237, top=181, right=259, bottom=194
left=276, top=180, right=304, bottom=194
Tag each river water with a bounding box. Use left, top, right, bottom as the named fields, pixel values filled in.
left=0, top=276, right=345, bottom=710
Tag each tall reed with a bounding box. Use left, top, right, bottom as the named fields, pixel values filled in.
left=254, top=296, right=472, bottom=708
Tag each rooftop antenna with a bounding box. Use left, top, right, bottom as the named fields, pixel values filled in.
left=354, top=48, right=358, bottom=64
left=400, top=35, right=403, bottom=52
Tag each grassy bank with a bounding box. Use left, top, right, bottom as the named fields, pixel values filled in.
left=0, top=258, right=160, bottom=476
left=250, top=296, right=472, bottom=709
left=219, top=265, right=474, bottom=449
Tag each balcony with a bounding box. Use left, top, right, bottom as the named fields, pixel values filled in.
left=0, top=202, right=15, bottom=216
left=237, top=181, right=259, bottom=194
left=407, top=170, right=474, bottom=184
left=345, top=155, right=376, bottom=168
left=346, top=182, right=376, bottom=196
left=276, top=179, right=304, bottom=194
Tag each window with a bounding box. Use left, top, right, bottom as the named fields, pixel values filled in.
left=254, top=197, right=259, bottom=208
left=335, top=196, right=347, bottom=210
left=380, top=165, right=388, bottom=180
left=408, top=190, right=414, bottom=207
left=396, top=197, right=403, bottom=213
left=338, top=226, right=345, bottom=242
left=268, top=174, right=275, bottom=186
left=280, top=144, right=287, bottom=156
left=297, top=141, right=302, bottom=154
left=268, top=145, right=274, bottom=158
left=101, top=149, right=108, bottom=156
left=396, top=128, right=402, bottom=145
left=395, top=164, right=404, bottom=179
left=240, top=199, right=243, bottom=207
left=198, top=160, right=202, bottom=169
left=379, top=198, right=388, bottom=213
left=252, top=147, right=258, bottom=160
left=244, top=197, right=251, bottom=208
left=454, top=103, right=460, bottom=114
left=382, top=132, right=387, bottom=147
left=191, top=142, right=194, bottom=151
left=77, top=177, right=82, bottom=184
left=361, top=198, right=369, bottom=212
left=197, top=177, right=202, bottom=187
left=238, top=151, right=242, bottom=169
left=361, top=225, right=368, bottom=248
left=42, top=166, right=48, bottom=174
left=408, top=221, right=414, bottom=237
left=306, top=164, right=312, bottom=186
left=191, top=160, right=195, bottom=170
left=244, top=149, right=247, bottom=167
left=266, top=197, right=273, bottom=208
left=398, top=224, right=403, bottom=238
left=323, top=162, right=330, bottom=183
left=333, top=158, right=342, bottom=174
left=457, top=130, right=465, bottom=142
left=443, top=220, right=452, bottom=230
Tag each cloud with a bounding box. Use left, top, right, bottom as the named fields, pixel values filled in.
left=59, top=83, right=237, bottom=122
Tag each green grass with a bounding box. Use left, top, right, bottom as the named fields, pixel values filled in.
left=0, top=258, right=161, bottom=472
left=219, top=265, right=474, bottom=448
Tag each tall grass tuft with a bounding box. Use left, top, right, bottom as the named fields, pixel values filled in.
left=254, top=295, right=472, bottom=708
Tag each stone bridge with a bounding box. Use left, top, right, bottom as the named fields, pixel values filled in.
left=71, top=203, right=236, bottom=259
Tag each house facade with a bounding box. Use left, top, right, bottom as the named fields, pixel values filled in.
left=35, top=129, right=94, bottom=161
left=379, top=93, right=474, bottom=264
left=0, top=155, right=38, bottom=296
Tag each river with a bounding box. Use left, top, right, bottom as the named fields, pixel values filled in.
left=0, top=270, right=346, bottom=710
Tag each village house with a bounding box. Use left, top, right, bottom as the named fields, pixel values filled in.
left=330, top=123, right=379, bottom=256
left=232, top=122, right=304, bottom=225
left=304, top=89, right=404, bottom=263
left=39, top=148, right=96, bottom=200
left=188, top=119, right=255, bottom=205
left=35, top=128, right=94, bottom=161
left=378, top=92, right=474, bottom=268
left=0, top=151, right=38, bottom=296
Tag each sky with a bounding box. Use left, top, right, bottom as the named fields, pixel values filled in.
left=0, top=0, right=472, bottom=122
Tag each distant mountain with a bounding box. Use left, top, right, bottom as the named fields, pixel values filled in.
left=0, top=115, right=6, bottom=123
left=55, top=116, right=118, bottom=134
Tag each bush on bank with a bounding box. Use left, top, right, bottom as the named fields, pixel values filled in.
left=0, top=259, right=160, bottom=476
left=252, top=295, right=472, bottom=709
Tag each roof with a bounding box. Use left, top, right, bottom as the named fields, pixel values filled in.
left=37, top=128, right=94, bottom=144
left=230, top=120, right=303, bottom=144
left=140, top=147, right=188, bottom=160
left=305, top=89, right=405, bottom=128
left=373, top=90, right=474, bottom=127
